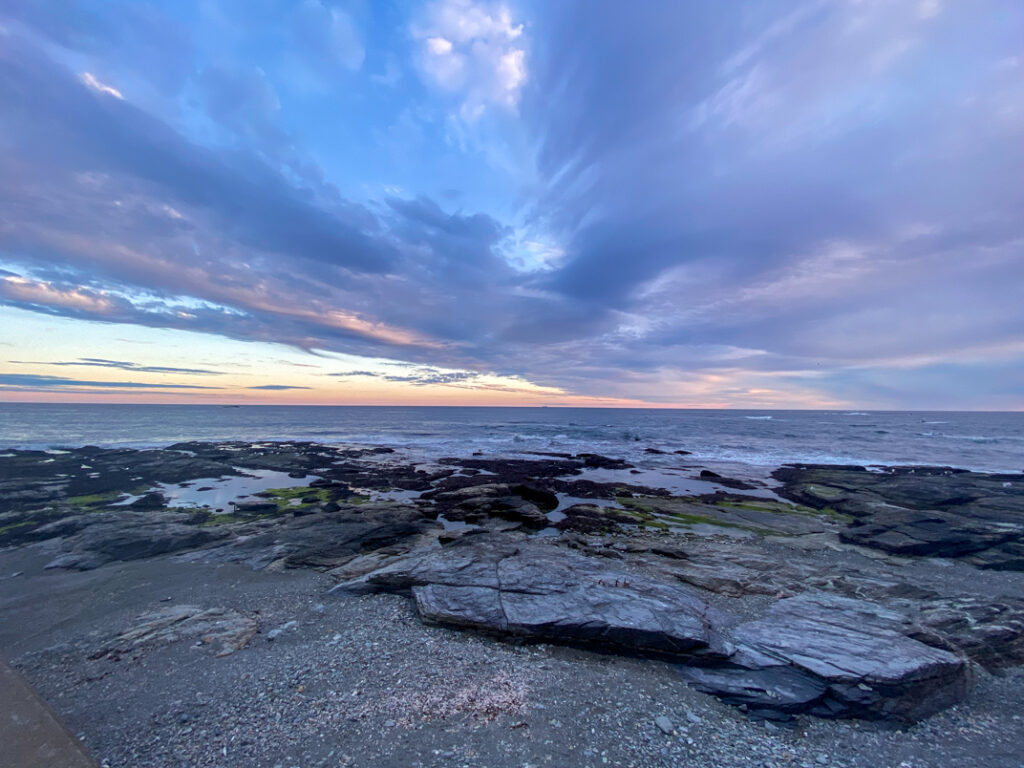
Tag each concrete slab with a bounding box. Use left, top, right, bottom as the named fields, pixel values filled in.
left=1, top=657, right=97, bottom=768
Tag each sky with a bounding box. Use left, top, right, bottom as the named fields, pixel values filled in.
left=0, top=0, right=1022, bottom=409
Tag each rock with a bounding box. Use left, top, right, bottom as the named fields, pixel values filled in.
left=554, top=504, right=636, bottom=533
left=267, top=620, right=298, bottom=640
left=773, top=465, right=1024, bottom=570
left=907, top=596, right=1024, bottom=670
left=191, top=506, right=438, bottom=570
left=682, top=661, right=829, bottom=719
left=45, top=515, right=230, bottom=570
left=654, top=715, right=674, bottom=734
left=684, top=594, right=970, bottom=723
left=128, top=492, right=165, bottom=510
left=510, top=484, right=559, bottom=511
left=576, top=453, right=632, bottom=470
left=333, top=537, right=733, bottom=660
left=93, top=605, right=258, bottom=658
left=230, top=501, right=280, bottom=516
left=433, top=484, right=550, bottom=529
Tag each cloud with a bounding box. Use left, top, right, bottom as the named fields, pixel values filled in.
left=412, top=0, right=527, bottom=119
left=9, top=358, right=222, bottom=376
left=0, top=39, right=395, bottom=275
left=291, top=0, right=365, bottom=74
left=0, top=1, right=1022, bottom=408
left=0, top=373, right=222, bottom=390
left=80, top=72, right=123, bottom=99
left=246, top=384, right=313, bottom=390
left=329, top=367, right=478, bottom=387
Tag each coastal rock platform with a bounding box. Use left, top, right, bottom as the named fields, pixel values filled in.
left=2, top=442, right=1024, bottom=766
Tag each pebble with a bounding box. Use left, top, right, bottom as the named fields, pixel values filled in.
left=654, top=715, right=674, bottom=735
left=267, top=621, right=299, bottom=640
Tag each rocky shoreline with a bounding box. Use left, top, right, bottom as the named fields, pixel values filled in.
left=1, top=441, right=1023, bottom=766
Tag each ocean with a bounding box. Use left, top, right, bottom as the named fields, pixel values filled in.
left=0, top=404, right=1021, bottom=474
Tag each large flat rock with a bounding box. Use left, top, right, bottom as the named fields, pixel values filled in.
left=334, top=538, right=974, bottom=722
left=684, top=594, right=970, bottom=722
left=335, top=537, right=733, bottom=659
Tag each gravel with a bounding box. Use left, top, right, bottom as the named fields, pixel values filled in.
left=2, top=544, right=1023, bottom=768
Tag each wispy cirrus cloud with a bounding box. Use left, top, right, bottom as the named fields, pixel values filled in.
left=246, top=384, right=312, bottom=391
left=329, top=368, right=477, bottom=386
left=9, top=358, right=223, bottom=375
left=0, top=373, right=222, bottom=390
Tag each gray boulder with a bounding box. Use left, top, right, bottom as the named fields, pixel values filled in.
left=684, top=594, right=970, bottom=722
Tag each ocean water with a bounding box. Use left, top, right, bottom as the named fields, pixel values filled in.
left=0, top=404, right=1022, bottom=473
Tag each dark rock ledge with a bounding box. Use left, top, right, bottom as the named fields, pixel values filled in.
left=773, top=464, right=1024, bottom=570
left=332, top=536, right=970, bottom=723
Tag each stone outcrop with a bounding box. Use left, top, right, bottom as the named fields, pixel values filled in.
left=682, top=594, right=969, bottom=722
left=44, top=514, right=231, bottom=571
left=333, top=537, right=732, bottom=659
left=554, top=503, right=637, bottom=533
left=429, top=483, right=551, bottom=528
left=332, top=538, right=974, bottom=723
left=773, top=465, right=1024, bottom=569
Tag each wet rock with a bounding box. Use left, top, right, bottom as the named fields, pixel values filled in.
left=433, top=484, right=550, bottom=529
left=510, top=484, right=559, bottom=511
left=554, top=504, right=636, bottom=534
left=695, top=471, right=756, bottom=490
left=231, top=501, right=280, bottom=516
left=576, top=453, right=632, bottom=470
left=128, top=492, right=166, bottom=510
